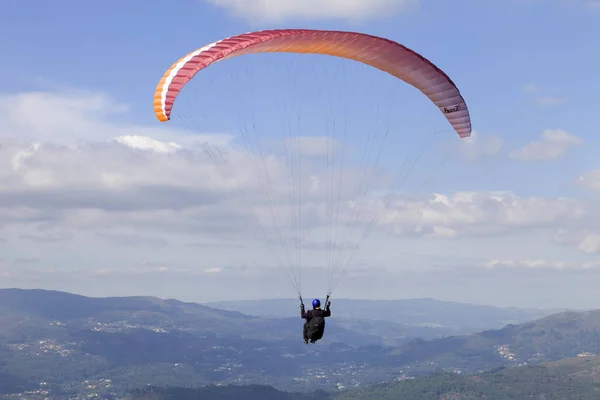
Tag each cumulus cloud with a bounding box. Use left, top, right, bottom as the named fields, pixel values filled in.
left=523, top=84, right=567, bottom=106
left=579, top=235, right=600, bottom=254
left=537, top=96, right=568, bottom=106
left=509, top=129, right=582, bottom=161
left=523, top=84, right=538, bottom=94
left=576, top=169, right=600, bottom=191
left=95, top=232, right=169, bottom=247
left=0, top=87, right=598, bottom=304
left=19, top=232, right=73, bottom=243
left=483, top=259, right=600, bottom=270
left=454, top=130, right=503, bottom=160
left=283, top=136, right=340, bottom=157
left=0, top=90, right=406, bottom=280
left=555, top=229, right=600, bottom=255
left=113, top=136, right=182, bottom=154
left=0, top=91, right=233, bottom=146
left=0, top=92, right=589, bottom=249
left=205, top=0, right=419, bottom=21
left=14, top=258, right=40, bottom=265
left=375, top=191, right=585, bottom=238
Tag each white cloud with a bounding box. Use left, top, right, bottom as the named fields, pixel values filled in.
left=536, top=96, right=567, bottom=106
left=509, top=129, right=582, bottom=161
left=0, top=91, right=234, bottom=147
left=576, top=169, right=600, bottom=191
left=205, top=0, right=419, bottom=21
left=283, top=136, right=340, bottom=157
left=374, top=191, right=585, bottom=238
left=113, top=136, right=182, bottom=154
left=0, top=118, right=588, bottom=245
left=579, top=234, right=600, bottom=254
left=523, top=84, right=538, bottom=94
left=523, top=84, right=567, bottom=106
left=1, top=93, right=571, bottom=245
left=454, top=130, right=503, bottom=160
left=483, top=259, right=600, bottom=270
left=555, top=229, right=600, bottom=255
left=20, top=232, right=73, bottom=243
left=0, top=88, right=598, bottom=306
left=95, top=231, right=169, bottom=247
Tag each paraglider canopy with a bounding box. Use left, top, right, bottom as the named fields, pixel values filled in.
left=154, top=29, right=471, bottom=137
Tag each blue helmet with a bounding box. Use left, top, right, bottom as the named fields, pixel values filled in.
left=312, top=299, right=321, bottom=308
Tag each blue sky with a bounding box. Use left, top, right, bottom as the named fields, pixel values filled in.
left=0, top=0, right=598, bottom=308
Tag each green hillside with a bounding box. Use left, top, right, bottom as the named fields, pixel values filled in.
left=385, top=310, right=600, bottom=375
left=337, top=356, right=600, bottom=400
left=127, top=356, right=600, bottom=400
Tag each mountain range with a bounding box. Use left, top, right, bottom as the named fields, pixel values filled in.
left=128, top=356, right=600, bottom=400
left=0, top=288, right=599, bottom=399
left=205, top=297, right=562, bottom=334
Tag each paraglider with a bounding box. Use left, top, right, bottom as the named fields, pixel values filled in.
left=301, top=298, right=332, bottom=344
left=154, top=29, right=472, bottom=343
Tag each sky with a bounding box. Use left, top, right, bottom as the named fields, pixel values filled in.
left=0, top=0, right=599, bottom=309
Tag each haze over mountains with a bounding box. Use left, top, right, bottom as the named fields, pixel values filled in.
left=206, top=298, right=563, bottom=334
left=1, top=288, right=600, bottom=399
